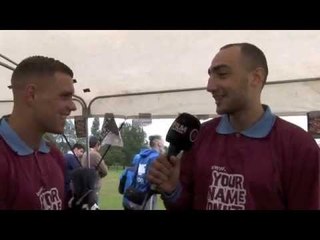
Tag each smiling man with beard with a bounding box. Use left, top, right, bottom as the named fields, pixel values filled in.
left=148, top=43, right=319, bottom=210
left=0, top=56, right=77, bottom=209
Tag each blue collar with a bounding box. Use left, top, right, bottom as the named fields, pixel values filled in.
left=0, top=118, right=50, bottom=156
left=216, top=105, right=276, bottom=138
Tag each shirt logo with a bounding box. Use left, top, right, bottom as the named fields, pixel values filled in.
left=36, top=187, right=62, bottom=210
left=206, top=166, right=247, bottom=210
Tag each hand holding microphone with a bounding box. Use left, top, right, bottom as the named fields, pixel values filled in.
left=147, top=113, right=200, bottom=195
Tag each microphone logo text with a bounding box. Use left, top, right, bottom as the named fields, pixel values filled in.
left=172, top=122, right=187, bottom=134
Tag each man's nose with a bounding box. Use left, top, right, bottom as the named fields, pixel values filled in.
left=69, top=100, right=77, bottom=112
left=206, top=76, right=217, bottom=93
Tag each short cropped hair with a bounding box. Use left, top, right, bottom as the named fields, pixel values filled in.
left=221, top=43, right=268, bottom=86
left=11, top=55, right=73, bottom=90
left=149, top=135, right=162, bottom=148
left=72, top=143, right=85, bottom=151
left=89, top=136, right=100, bottom=148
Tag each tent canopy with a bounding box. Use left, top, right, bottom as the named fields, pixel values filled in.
left=1, top=30, right=320, bottom=118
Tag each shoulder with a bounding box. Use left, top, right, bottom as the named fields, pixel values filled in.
left=90, top=150, right=102, bottom=161
left=90, top=150, right=101, bottom=157
left=64, top=153, right=74, bottom=160
left=195, top=117, right=221, bottom=142
left=149, top=150, right=160, bottom=159
left=48, top=143, right=64, bottom=157
left=0, top=137, right=10, bottom=174
left=199, top=117, right=221, bottom=136
left=274, top=117, right=305, bottom=133
left=0, top=136, right=15, bottom=163
left=47, top=142, right=65, bottom=169
left=272, top=117, right=319, bottom=153
left=0, top=136, right=8, bottom=151
left=274, top=117, right=316, bottom=144
left=181, top=117, right=221, bottom=158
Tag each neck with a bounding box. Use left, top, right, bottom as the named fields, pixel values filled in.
left=229, top=103, right=265, bottom=132
left=91, top=147, right=98, bottom=152
left=8, top=108, right=43, bottom=150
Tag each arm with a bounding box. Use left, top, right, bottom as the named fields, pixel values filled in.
left=98, top=160, right=108, bottom=178
left=0, top=155, right=9, bottom=209
left=162, top=149, right=195, bottom=210
left=91, top=151, right=108, bottom=178
left=284, top=131, right=319, bottom=210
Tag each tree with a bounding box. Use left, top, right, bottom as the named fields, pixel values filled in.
left=47, top=119, right=86, bottom=154
left=91, top=116, right=101, bottom=139
left=100, top=122, right=147, bottom=167
left=121, top=122, right=147, bottom=167
left=103, top=147, right=126, bottom=166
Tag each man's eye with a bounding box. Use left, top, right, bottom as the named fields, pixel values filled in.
left=61, top=95, right=72, bottom=99
left=218, top=72, right=228, bottom=76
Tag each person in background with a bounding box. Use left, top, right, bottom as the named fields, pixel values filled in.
left=81, top=136, right=108, bottom=201
left=120, top=135, right=165, bottom=210
left=64, top=143, right=85, bottom=201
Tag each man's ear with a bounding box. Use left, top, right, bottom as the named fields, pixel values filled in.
left=24, top=84, right=37, bottom=105
left=250, top=67, right=265, bottom=89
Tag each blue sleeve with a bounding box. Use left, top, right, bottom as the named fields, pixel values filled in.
left=64, top=154, right=72, bottom=170
left=132, top=154, right=140, bottom=165
left=120, top=169, right=127, bottom=179
left=64, top=154, right=81, bottom=171
left=71, top=156, right=81, bottom=169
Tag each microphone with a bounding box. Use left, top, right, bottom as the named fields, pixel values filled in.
left=142, top=113, right=201, bottom=209
left=166, top=112, right=201, bottom=157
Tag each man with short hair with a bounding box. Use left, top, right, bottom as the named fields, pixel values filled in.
left=121, top=135, right=165, bottom=210
left=81, top=136, right=108, bottom=177
left=148, top=43, right=319, bottom=210
left=0, top=56, right=77, bottom=209
left=64, top=143, right=85, bottom=201
left=81, top=136, right=108, bottom=200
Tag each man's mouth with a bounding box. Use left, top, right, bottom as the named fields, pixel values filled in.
left=60, top=115, right=69, bottom=121
left=213, top=95, right=224, bottom=104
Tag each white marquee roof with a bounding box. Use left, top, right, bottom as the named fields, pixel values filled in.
left=1, top=30, right=319, bottom=118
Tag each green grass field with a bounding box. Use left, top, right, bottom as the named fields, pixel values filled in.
left=99, top=168, right=165, bottom=210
